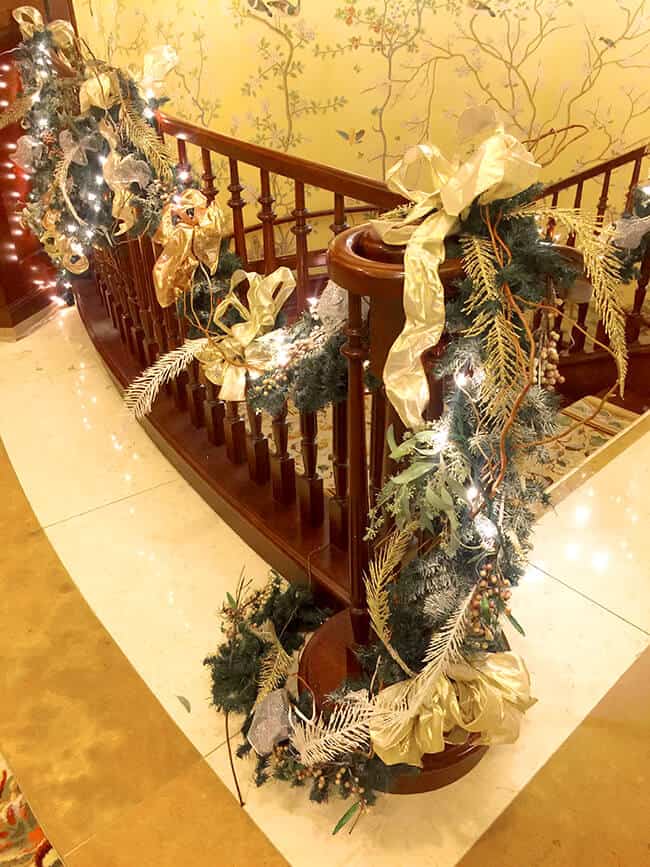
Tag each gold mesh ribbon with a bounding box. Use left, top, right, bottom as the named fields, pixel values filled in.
left=79, top=69, right=120, bottom=112
left=128, top=45, right=178, bottom=98
left=372, top=106, right=540, bottom=431
left=152, top=189, right=224, bottom=307
left=39, top=208, right=89, bottom=274
left=195, top=267, right=296, bottom=402
left=370, top=651, right=536, bottom=767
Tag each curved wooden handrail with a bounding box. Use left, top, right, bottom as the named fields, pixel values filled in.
left=541, top=144, right=649, bottom=199
left=159, top=113, right=405, bottom=210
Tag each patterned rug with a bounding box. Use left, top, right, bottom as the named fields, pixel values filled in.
left=275, top=395, right=639, bottom=496
left=0, top=753, right=62, bottom=867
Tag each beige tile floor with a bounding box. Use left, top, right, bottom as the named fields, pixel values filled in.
left=1, top=307, right=649, bottom=866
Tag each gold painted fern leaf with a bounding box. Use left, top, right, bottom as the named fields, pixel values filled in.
left=120, top=98, right=174, bottom=184
left=475, top=312, right=527, bottom=426
left=123, top=338, right=206, bottom=419
left=364, top=527, right=415, bottom=677
left=253, top=621, right=292, bottom=707
left=0, top=94, right=33, bottom=130
left=461, top=235, right=500, bottom=316
left=54, top=153, right=84, bottom=225
left=515, top=206, right=628, bottom=391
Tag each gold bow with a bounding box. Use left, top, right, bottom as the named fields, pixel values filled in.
left=79, top=68, right=120, bottom=112
left=152, top=189, right=224, bottom=307
left=99, top=121, right=152, bottom=235
left=372, top=106, right=540, bottom=431
left=39, top=208, right=89, bottom=274
left=129, top=45, right=177, bottom=99
left=13, top=6, right=76, bottom=55
left=370, top=651, right=536, bottom=767
left=195, top=267, right=296, bottom=402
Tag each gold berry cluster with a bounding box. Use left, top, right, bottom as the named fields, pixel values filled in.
left=469, top=561, right=512, bottom=649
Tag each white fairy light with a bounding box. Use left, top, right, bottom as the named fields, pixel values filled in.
left=466, top=484, right=479, bottom=502
left=640, top=183, right=650, bottom=196
left=85, top=228, right=94, bottom=239
left=143, top=107, right=154, bottom=119
left=93, top=202, right=101, bottom=211
left=63, top=281, right=72, bottom=289
left=38, top=117, right=48, bottom=128
left=172, top=194, right=182, bottom=204
left=1, top=64, right=10, bottom=72
left=66, top=222, right=76, bottom=233
left=277, top=348, right=290, bottom=366
left=475, top=513, right=497, bottom=540
left=95, top=174, right=104, bottom=184
left=0, top=99, right=8, bottom=108
left=88, top=192, right=96, bottom=201
left=50, top=295, right=67, bottom=307
left=145, top=88, right=155, bottom=100
left=71, top=241, right=84, bottom=255
left=454, top=371, right=469, bottom=388
left=98, top=154, right=107, bottom=165
left=177, top=170, right=190, bottom=181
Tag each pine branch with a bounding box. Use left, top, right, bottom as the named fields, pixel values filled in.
left=290, top=698, right=372, bottom=767
left=365, top=527, right=416, bottom=677
left=120, top=98, right=175, bottom=184
left=0, top=94, right=33, bottom=130
left=123, top=338, right=205, bottom=418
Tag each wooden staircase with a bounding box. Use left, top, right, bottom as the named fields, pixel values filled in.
left=73, top=115, right=649, bottom=608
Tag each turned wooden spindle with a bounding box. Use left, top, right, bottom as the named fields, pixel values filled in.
left=258, top=168, right=278, bottom=274
left=228, top=158, right=248, bottom=266
left=116, top=243, right=146, bottom=364
left=246, top=403, right=271, bottom=485
left=270, top=402, right=296, bottom=504
left=176, top=138, right=191, bottom=186
left=297, top=410, right=324, bottom=526
left=127, top=239, right=158, bottom=365
left=624, top=155, right=645, bottom=215
left=203, top=379, right=226, bottom=446
left=140, top=236, right=167, bottom=356
left=292, top=181, right=312, bottom=313
left=330, top=192, right=349, bottom=236
left=224, top=400, right=247, bottom=464
left=328, top=400, right=349, bottom=550
left=200, top=147, right=218, bottom=204
left=597, top=170, right=612, bottom=221
left=369, top=388, right=387, bottom=505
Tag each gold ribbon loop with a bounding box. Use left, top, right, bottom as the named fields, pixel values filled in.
left=196, top=267, right=296, bottom=402
left=130, top=45, right=178, bottom=98
left=373, top=106, right=540, bottom=431
left=12, top=6, right=44, bottom=39
left=370, top=651, right=536, bottom=767
left=152, top=189, right=224, bottom=307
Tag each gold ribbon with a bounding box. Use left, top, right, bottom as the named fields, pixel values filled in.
left=128, top=45, right=178, bottom=99
left=195, top=267, right=296, bottom=402
left=370, top=651, right=536, bottom=767
left=373, top=106, right=540, bottom=431
left=13, top=7, right=75, bottom=54
left=99, top=121, right=152, bottom=235
left=79, top=68, right=120, bottom=112
left=152, top=189, right=224, bottom=307
left=39, top=208, right=89, bottom=274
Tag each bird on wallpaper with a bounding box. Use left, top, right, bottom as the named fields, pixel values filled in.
left=337, top=129, right=366, bottom=145
left=599, top=37, right=617, bottom=48
left=247, top=0, right=301, bottom=15
left=467, top=0, right=496, bottom=15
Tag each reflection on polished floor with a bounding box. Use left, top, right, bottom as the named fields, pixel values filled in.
left=1, top=305, right=649, bottom=866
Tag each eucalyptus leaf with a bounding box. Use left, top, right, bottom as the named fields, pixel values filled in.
left=392, top=460, right=434, bottom=485
left=332, top=801, right=360, bottom=835
left=506, top=611, right=526, bottom=636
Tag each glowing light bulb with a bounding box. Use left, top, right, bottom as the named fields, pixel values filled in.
left=38, top=117, right=48, bottom=128
left=145, top=88, right=155, bottom=99
left=467, top=485, right=479, bottom=501
left=66, top=223, right=76, bottom=233
left=454, top=371, right=469, bottom=388
left=95, top=174, right=104, bottom=184
left=98, top=154, right=107, bottom=165
left=0, top=100, right=8, bottom=108
left=177, top=170, right=189, bottom=181
left=143, top=107, right=154, bottom=119
left=640, top=183, right=650, bottom=196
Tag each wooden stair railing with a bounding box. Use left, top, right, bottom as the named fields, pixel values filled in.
left=80, top=118, right=650, bottom=609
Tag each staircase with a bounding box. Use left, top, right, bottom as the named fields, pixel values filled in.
left=73, top=114, right=649, bottom=608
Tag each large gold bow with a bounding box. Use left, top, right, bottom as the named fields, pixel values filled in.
left=100, top=120, right=152, bottom=235
left=373, top=106, right=540, bottom=431
left=128, top=45, right=178, bottom=99
left=195, top=267, right=296, bottom=402
left=39, top=208, right=89, bottom=274
left=152, top=189, right=224, bottom=307
left=12, top=6, right=75, bottom=50
left=79, top=67, right=120, bottom=112
left=370, top=651, right=536, bottom=767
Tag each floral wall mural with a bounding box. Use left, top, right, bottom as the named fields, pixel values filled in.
left=73, top=0, right=650, bottom=212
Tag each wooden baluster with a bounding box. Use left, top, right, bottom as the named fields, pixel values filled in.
left=200, top=147, right=218, bottom=203
left=328, top=400, right=348, bottom=550
left=545, top=191, right=559, bottom=240
left=140, top=236, right=167, bottom=357
left=224, top=400, right=247, bottom=464
left=596, top=170, right=612, bottom=223
left=624, top=155, right=644, bottom=215
left=116, top=243, right=146, bottom=365
left=127, top=239, right=158, bottom=365
left=343, top=292, right=369, bottom=643
left=567, top=181, right=584, bottom=246
left=258, top=168, right=278, bottom=274
left=571, top=303, right=590, bottom=352
left=330, top=192, right=349, bottom=236
left=203, top=379, right=226, bottom=446
left=228, top=158, right=248, bottom=266
left=369, top=389, right=386, bottom=504
left=271, top=402, right=296, bottom=503
left=297, top=410, right=324, bottom=526
left=246, top=404, right=271, bottom=484
left=185, top=358, right=206, bottom=428
left=292, top=180, right=312, bottom=313
left=176, top=138, right=191, bottom=186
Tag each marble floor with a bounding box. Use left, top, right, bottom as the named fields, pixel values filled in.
left=1, top=306, right=649, bottom=866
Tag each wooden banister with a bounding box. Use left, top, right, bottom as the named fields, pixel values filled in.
left=158, top=113, right=405, bottom=209
left=541, top=145, right=649, bottom=199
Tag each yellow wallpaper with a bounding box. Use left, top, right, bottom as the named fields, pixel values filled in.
left=72, top=0, right=649, bottom=250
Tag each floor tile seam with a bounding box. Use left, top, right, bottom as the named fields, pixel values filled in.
left=529, top=559, right=650, bottom=637
left=41, top=478, right=178, bottom=529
